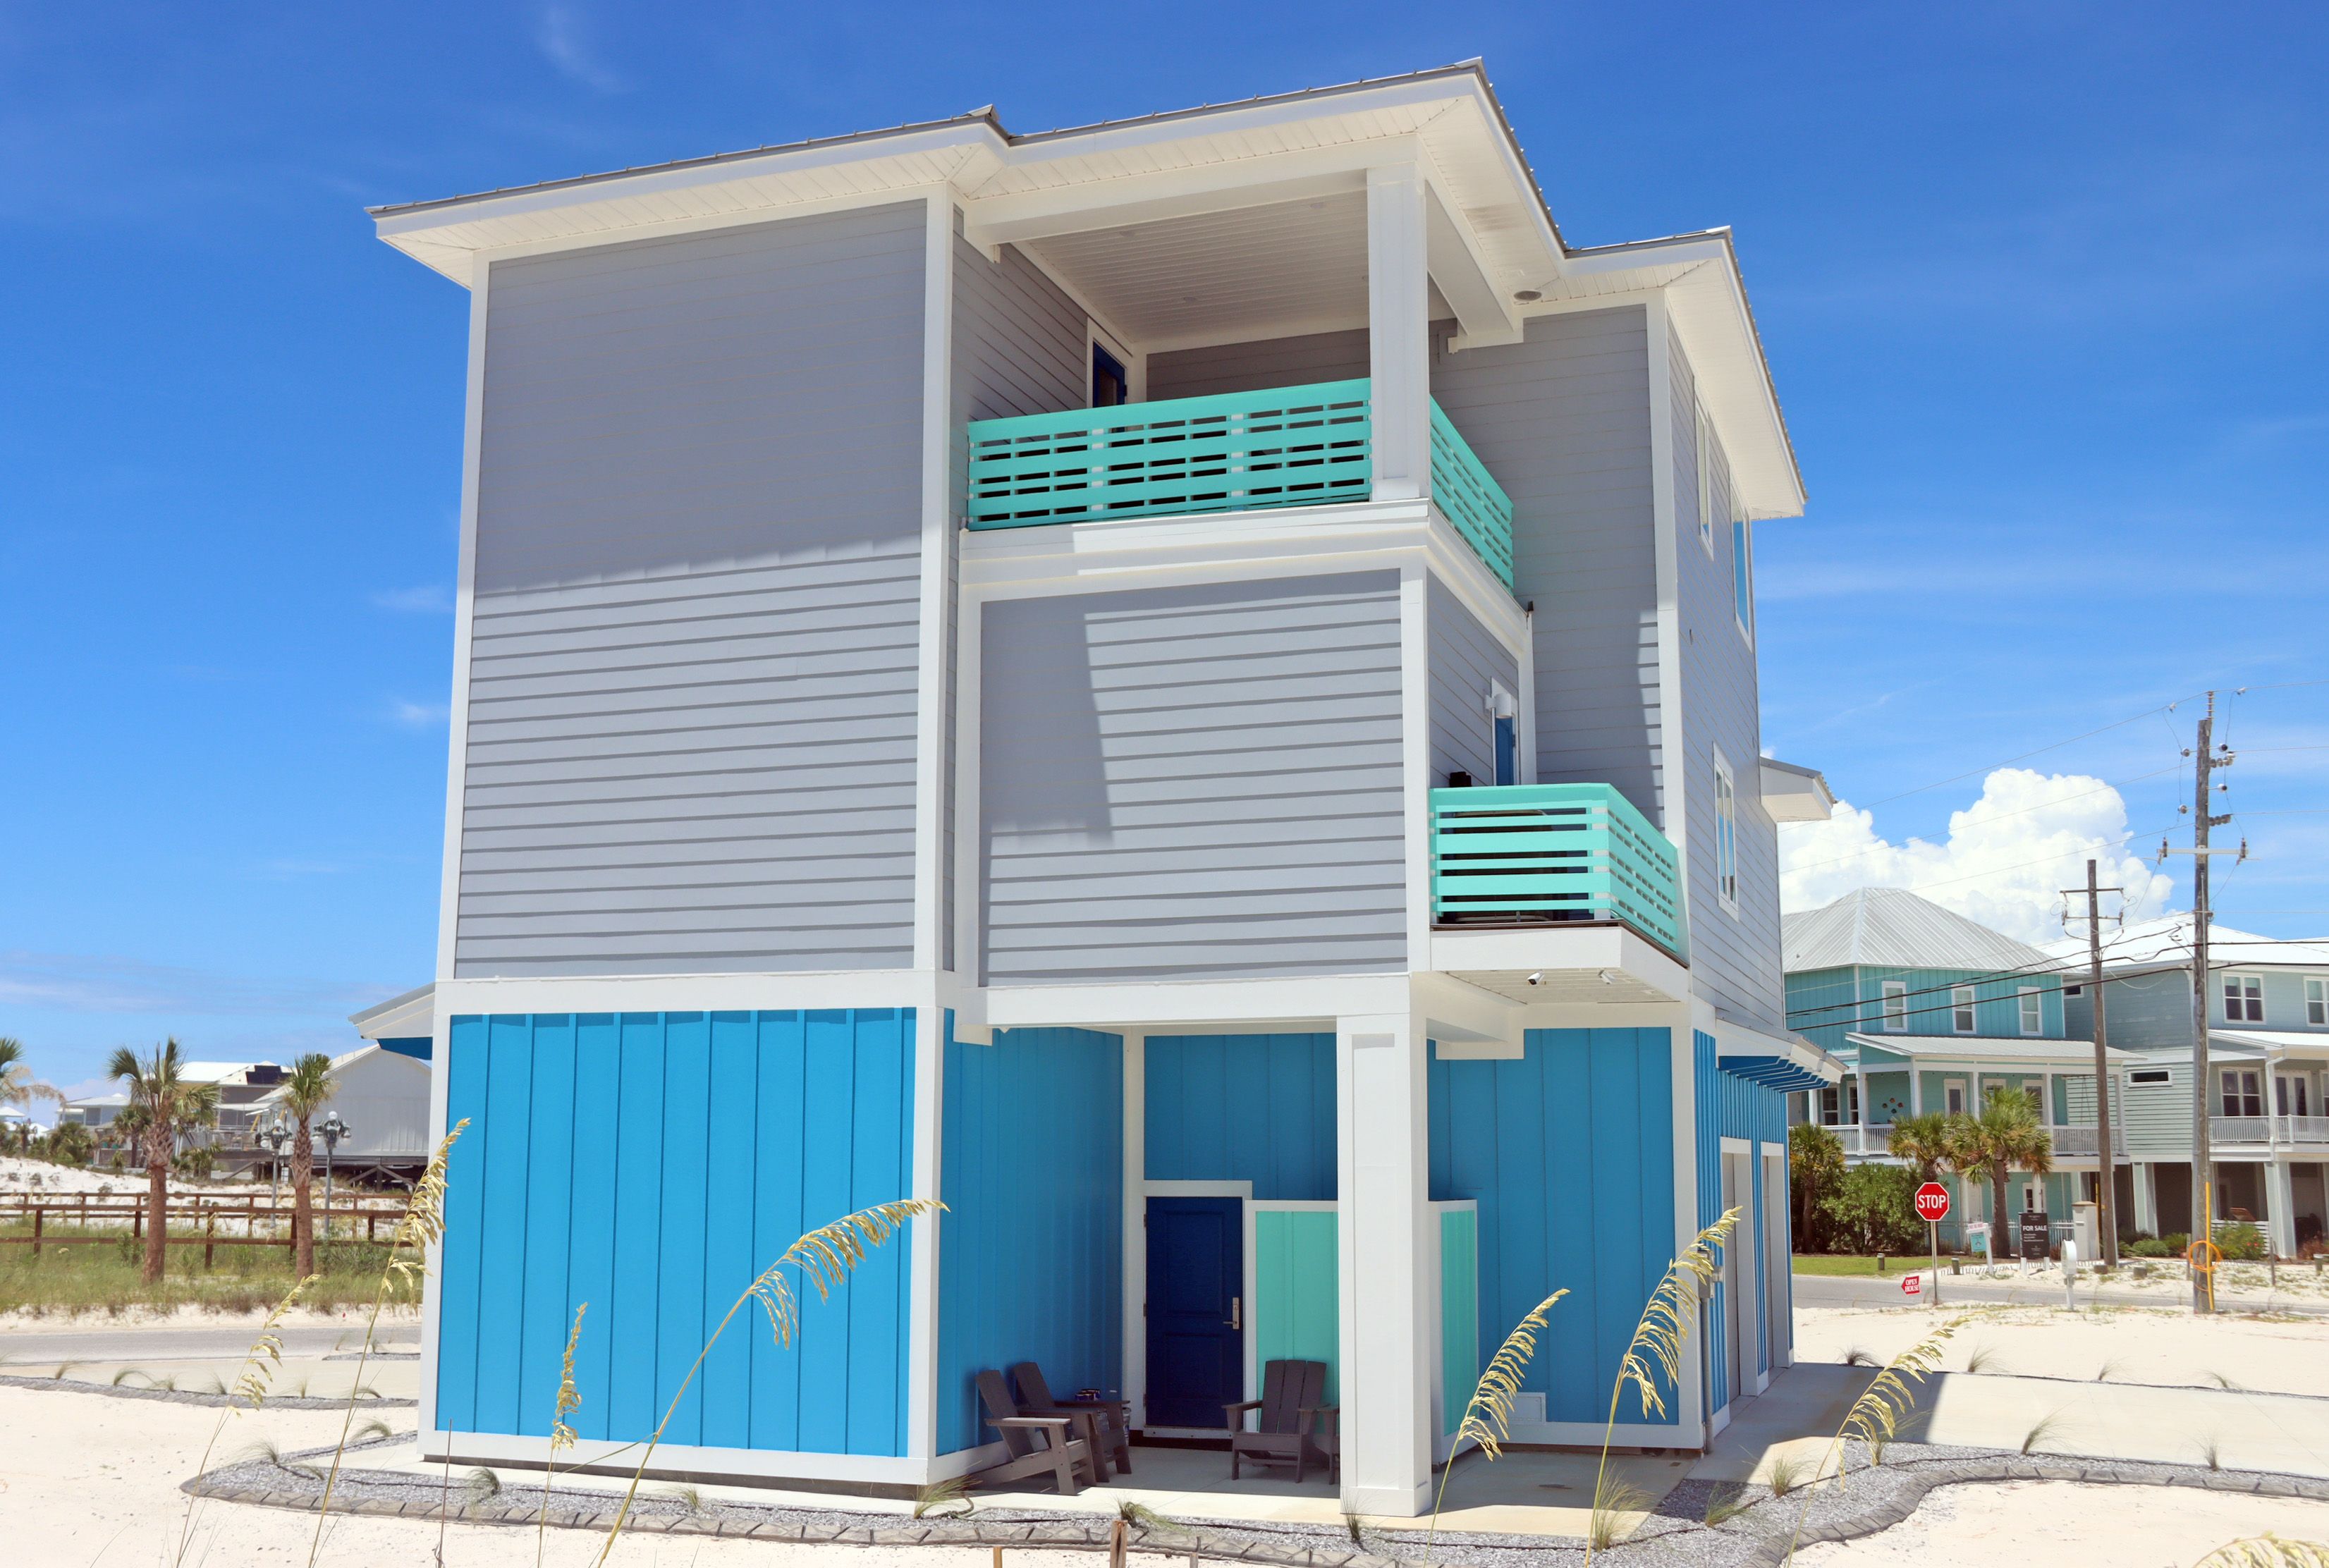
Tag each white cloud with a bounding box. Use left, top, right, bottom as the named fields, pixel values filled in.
left=388, top=698, right=449, bottom=728
left=1780, top=767, right=2177, bottom=943
left=534, top=4, right=625, bottom=92
left=371, top=584, right=451, bottom=613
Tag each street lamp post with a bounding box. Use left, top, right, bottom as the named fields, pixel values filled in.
left=319, top=1113, right=350, bottom=1244
left=259, top=1115, right=291, bottom=1206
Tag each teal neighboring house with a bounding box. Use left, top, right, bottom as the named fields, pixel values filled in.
left=1784, top=888, right=2125, bottom=1249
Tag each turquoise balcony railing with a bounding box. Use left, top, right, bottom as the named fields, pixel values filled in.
left=965, top=378, right=1515, bottom=588
left=1429, top=783, right=1685, bottom=957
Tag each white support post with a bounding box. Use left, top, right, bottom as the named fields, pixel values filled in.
left=2132, top=1161, right=2158, bottom=1235
left=1336, top=1006, right=1432, bottom=1517
left=1367, top=162, right=1431, bottom=505
left=2266, top=1160, right=2297, bottom=1259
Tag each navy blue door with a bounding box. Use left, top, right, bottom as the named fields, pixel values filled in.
left=1146, top=1196, right=1243, bottom=1428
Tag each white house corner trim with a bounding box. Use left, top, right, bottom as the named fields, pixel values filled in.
left=434, top=260, right=491, bottom=982
left=910, top=192, right=957, bottom=976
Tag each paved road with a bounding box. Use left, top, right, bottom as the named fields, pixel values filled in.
left=1794, top=1269, right=2329, bottom=1316
left=0, top=1320, right=420, bottom=1366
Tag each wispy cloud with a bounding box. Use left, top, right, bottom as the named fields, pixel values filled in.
left=534, top=3, right=625, bottom=93
left=388, top=698, right=449, bottom=728
left=372, top=584, right=452, bottom=613
left=0, top=950, right=396, bottom=1019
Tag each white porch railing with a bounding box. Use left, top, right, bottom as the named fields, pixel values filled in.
left=2278, top=1115, right=2329, bottom=1146
left=2047, top=1126, right=2128, bottom=1158
left=2211, top=1116, right=2272, bottom=1146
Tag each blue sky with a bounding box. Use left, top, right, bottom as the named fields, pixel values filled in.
left=4, top=4, right=2325, bottom=1090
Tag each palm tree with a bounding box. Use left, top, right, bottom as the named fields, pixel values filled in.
left=105, top=1040, right=219, bottom=1284
left=1886, top=1111, right=1959, bottom=1184
left=1953, top=1086, right=2053, bottom=1259
left=279, top=1052, right=338, bottom=1276
left=0, top=1037, right=65, bottom=1153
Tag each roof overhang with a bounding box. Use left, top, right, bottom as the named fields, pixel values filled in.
left=2213, top=1029, right=2325, bottom=1058
left=1712, top=1015, right=1842, bottom=1088
left=1845, top=1031, right=2139, bottom=1064
left=350, top=983, right=434, bottom=1042
left=1759, top=757, right=1835, bottom=823
left=367, top=63, right=1800, bottom=517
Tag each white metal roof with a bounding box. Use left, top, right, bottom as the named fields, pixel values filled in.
left=1784, top=887, right=2059, bottom=975
left=2039, top=916, right=2329, bottom=972
left=368, top=62, right=1804, bottom=520
left=178, top=1061, right=279, bottom=1086
left=2214, top=1029, right=2329, bottom=1058
left=350, top=983, right=434, bottom=1041
left=1845, top=1033, right=2135, bottom=1063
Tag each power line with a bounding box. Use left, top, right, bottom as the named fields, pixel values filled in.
left=1792, top=954, right=2207, bottom=1037
left=1785, top=924, right=2182, bottom=1027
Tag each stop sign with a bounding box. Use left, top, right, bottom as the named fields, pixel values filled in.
left=1914, top=1182, right=1952, bottom=1223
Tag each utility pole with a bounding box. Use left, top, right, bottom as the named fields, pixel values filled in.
left=2063, top=858, right=2123, bottom=1268
left=2163, top=692, right=2237, bottom=1313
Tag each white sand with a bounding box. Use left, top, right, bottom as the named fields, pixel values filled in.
left=0, top=1383, right=1118, bottom=1567
left=1797, top=1479, right=2329, bottom=1566
left=1796, top=1303, right=2329, bottom=1396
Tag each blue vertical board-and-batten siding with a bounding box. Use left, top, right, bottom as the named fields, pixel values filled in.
left=1692, top=1030, right=1728, bottom=1413
left=437, top=1011, right=917, bottom=1457
left=936, top=1024, right=1123, bottom=1455
left=1427, top=1028, right=1677, bottom=1426
left=1144, top=1034, right=1336, bottom=1199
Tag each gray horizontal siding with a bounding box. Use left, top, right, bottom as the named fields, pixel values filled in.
left=456, top=202, right=928, bottom=976
left=951, top=237, right=1088, bottom=972
left=1146, top=328, right=1371, bottom=401
left=1670, top=336, right=1783, bottom=1031
left=980, top=573, right=1405, bottom=984
left=1429, top=308, right=1662, bottom=826
left=1427, top=573, right=1518, bottom=787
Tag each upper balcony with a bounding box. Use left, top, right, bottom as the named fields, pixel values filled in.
left=965, top=378, right=1515, bottom=588
left=1427, top=783, right=1685, bottom=959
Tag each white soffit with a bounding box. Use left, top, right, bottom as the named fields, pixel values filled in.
left=1552, top=233, right=1804, bottom=520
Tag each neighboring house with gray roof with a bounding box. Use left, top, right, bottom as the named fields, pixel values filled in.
left=1783, top=887, right=2121, bottom=1251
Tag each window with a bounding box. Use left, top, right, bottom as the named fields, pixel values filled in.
left=2223, top=974, right=2265, bottom=1023
left=2065, top=984, right=2084, bottom=997
left=2018, top=987, right=2043, bottom=1036
left=1713, top=753, right=1739, bottom=913
left=1881, top=981, right=1909, bottom=1031
left=1817, top=1082, right=1859, bottom=1125
left=2022, top=1078, right=2046, bottom=1117
left=2307, top=977, right=2327, bottom=1026
left=1090, top=341, right=1129, bottom=408
left=2129, top=1068, right=2172, bottom=1086
left=1486, top=682, right=1519, bottom=786
left=1951, top=986, right=1977, bottom=1034
left=2220, top=1069, right=2263, bottom=1117
left=1732, top=517, right=1755, bottom=640
left=1696, top=410, right=1716, bottom=557
left=1945, top=1079, right=1967, bottom=1115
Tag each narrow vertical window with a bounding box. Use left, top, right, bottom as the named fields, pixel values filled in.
left=1951, top=986, right=1976, bottom=1034
left=1713, top=753, right=1739, bottom=913
left=1486, top=682, right=1518, bottom=786
left=1732, top=517, right=1754, bottom=639
left=2308, top=977, right=2328, bottom=1026
left=1881, top=981, right=1909, bottom=1031
left=1091, top=340, right=1128, bottom=408
left=1697, top=409, right=1716, bottom=557
left=2018, top=987, right=2043, bottom=1036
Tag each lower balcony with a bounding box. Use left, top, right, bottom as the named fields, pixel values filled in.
left=1427, top=783, right=1685, bottom=959
left=2213, top=1115, right=2329, bottom=1150
left=965, top=377, right=1515, bottom=589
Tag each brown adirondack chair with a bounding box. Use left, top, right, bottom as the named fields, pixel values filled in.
left=1010, top=1361, right=1132, bottom=1478
left=1225, top=1359, right=1335, bottom=1482
left=970, top=1368, right=1094, bottom=1495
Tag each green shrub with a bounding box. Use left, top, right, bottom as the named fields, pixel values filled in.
left=1821, top=1164, right=1925, bottom=1256
left=2127, top=1236, right=2172, bottom=1258
left=2216, top=1223, right=2266, bottom=1261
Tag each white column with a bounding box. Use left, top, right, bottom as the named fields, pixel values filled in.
left=1367, top=161, right=1431, bottom=504
left=2266, top=1160, right=2297, bottom=1258
left=1337, top=1007, right=1432, bottom=1517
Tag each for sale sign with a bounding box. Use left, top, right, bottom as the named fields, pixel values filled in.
left=1913, top=1182, right=1951, bottom=1223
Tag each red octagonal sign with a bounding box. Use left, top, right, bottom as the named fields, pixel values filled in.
left=1914, top=1182, right=1952, bottom=1223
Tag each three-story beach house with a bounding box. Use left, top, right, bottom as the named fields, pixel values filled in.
left=373, top=64, right=1838, bottom=1513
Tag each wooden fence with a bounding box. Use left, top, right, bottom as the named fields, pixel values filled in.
left=0, top=1193, right=410, bottom=1266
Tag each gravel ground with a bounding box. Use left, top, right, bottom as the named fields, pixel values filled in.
left=181, top=1428, right=2329, bottom=1568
